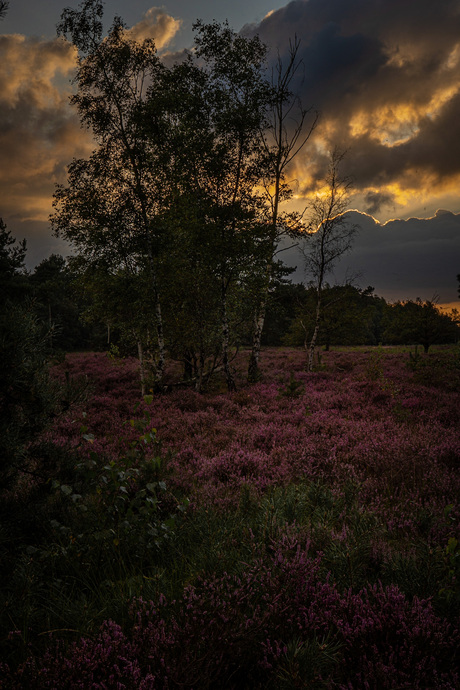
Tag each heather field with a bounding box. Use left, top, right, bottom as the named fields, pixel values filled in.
left=1, top=346, right=460, bottom=688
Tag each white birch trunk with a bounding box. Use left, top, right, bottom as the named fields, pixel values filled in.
left=137, top=340, right=146, bottom=397
left=221, top=283, right=236, bottom=392
left=248, top=300, right=266, bottom=382
left=307, top=291, right=322, bottom=372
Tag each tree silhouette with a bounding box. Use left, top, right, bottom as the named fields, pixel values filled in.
left=300, top=149, right=358, bottom=371
left=0, top=1, right=9, bottom=20
left=247, top=38, right=319, bottom=382
left=53, top=3, right=278, bottom=392
left=54, top=0, right=169, bottom=386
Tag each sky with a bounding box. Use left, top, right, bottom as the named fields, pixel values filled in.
left=1, top=0, right=459, bottom=307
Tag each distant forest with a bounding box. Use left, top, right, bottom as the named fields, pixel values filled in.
left=2, top=219, right=459, bottom=360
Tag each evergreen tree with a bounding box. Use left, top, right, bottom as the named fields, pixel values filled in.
left=0, top=1, right=8, bottom=20
left=30, top=254, right=87, bottom=351
left=0, top=218, right=28, bottom=305
left=0, top=222, right=60, bottom=490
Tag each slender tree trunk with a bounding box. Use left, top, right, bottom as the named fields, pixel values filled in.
left=247, top=41, right=318, bottom=381
left=137, top=340, right=146, bottom=396
left=48, top=301, right=53, bottom=351
left=247, top=237, right=276, bottom=382
left=145, top=249, right=166, bottom=388
left=247, top=299, right=266, bottom=383
left=154, top=291, right=166, bottom=384
left=307, top=290, right=322, bottom=372
left=195, top=350, right=205, bottom=393
left=221, top=281, right=236, bottom=392
left=183, top=349, right=193, bottom=380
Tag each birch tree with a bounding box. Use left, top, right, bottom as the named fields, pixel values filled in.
left=193, top=21, right=274, bottom=390
left=247, top=39, right=319, bottom=382
left=301, top=149, right=357, bottom=371
left=156, top=22, right=272, bottom=391
left=53, top=0, right=169, bottom=387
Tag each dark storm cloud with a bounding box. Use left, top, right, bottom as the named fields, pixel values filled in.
left=283, top=210, right=460, bottom=305
left=0, top=9, right=182, bottom=265
left=247, top=0, right=460, bottom=205
left=403, top=91, right=460, bottom=178
left=339, top=210, right=460, bottom=304
left=363, top=191, right=396, bottom=216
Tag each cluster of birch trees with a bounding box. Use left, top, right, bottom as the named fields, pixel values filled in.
left=52, top=0, right=354, bottom=391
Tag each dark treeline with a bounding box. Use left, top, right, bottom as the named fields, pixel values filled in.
left=2, top=216, right=458, bottom=363
left=266, top=281, right=459, bottom=353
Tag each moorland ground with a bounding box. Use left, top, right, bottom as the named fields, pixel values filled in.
left=1, top=346, right=459, bottom=688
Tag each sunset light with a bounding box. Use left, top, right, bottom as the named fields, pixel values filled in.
left=0, top=3, right=459, bottom=686
left=1, top=0, right=458, bottom=306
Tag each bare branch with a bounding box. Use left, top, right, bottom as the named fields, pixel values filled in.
left=0, top=1, right=9, bottom=20
left=299, top=149, right=359, bottom=370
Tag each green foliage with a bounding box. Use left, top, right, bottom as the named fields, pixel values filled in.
left=30, top=254, right=89, bottom=351
left=438, top=535, right=460, bottom=601
left=0, top=304, right=61, bottom=488
left=49, top=412, right=184, bottom=567
left=270, top=634, right=342, bottom=690
left=285, top=283, right=384, bottom=349
left=383, top=298, right=459, bottom=352
left=364, top=348, right=384, bottom=381
left=278, top=372, right=305, bottom=398
left=407, top=344, right=423, bottom=371
left=0, top=223, right=65, bottom=490
left=408, top=346, right=460, bottom=390
left=260, top=272, right=303, bottom=346
left=0, top=218, right=28, bottom=306
left=0, top=408, right=187, bottom=663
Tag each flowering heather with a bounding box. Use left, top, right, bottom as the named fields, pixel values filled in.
left=2, top=346, right=458, bottom=687
left=50, top=349, right=460, bottom=522
left=5, top=540, right=459, bottom=688
left=44, top=347, right=460, bottom=561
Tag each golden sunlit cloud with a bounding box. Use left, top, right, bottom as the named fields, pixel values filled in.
left=349, top=84, right=460, bottom=147
left=0, top=34, right=76, bottom=107
left=349, top=106, right=419, bottom=146
left=0, top=9, right=182, bottom=226
left=0, top=34, right=92, bottom=222
left=443, top=42, right=460, bottom=70
left=125, top=7, right=182, bottom=49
